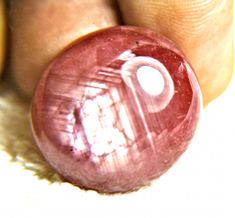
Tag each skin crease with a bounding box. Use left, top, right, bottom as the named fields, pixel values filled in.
left=0, top=0, right=6, bottom=76
left=10, top=0, right=233, bottom=105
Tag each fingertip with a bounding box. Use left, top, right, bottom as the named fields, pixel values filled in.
left=10, top=0, right=120, bottom=97
left=118, top=0, right=234, bottom=105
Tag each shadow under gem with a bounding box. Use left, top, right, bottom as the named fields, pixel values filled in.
left=0, top=82, right=62, bottom=183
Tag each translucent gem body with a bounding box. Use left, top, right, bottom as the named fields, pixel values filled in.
left=31, top=26, right=201, bottom=193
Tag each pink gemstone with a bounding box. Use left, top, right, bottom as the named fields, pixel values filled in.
left=31, top=26, right=202, bottom=193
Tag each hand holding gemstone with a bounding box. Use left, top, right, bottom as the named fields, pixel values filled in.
left=31, top=26, right=202, bottom=193
left=10, top=0, right=233, bottom=105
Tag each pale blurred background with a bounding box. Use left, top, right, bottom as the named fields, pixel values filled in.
left=0, top=50, right=234, bottom=218
left=0, top=0, right=234, bottom=217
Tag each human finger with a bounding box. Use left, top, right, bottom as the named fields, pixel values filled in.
left=118, top=0, right=234, bottom=105
left=10, top=0, right=120, bottom=98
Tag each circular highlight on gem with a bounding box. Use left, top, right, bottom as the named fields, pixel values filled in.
left=31, top=26, right=202, bottom=193
left=136, top=65, right=165, bottom=96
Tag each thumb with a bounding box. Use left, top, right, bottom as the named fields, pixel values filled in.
left=118, top=0, right=234, bottom=105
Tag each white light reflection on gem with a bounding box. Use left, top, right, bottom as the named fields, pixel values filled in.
left=117, top=49, right=136, bottom=61
left=119, top=105, right=135, bottom=141
left=136, top=66, right=165, bottom=96
left=79, top=87, right=132, bottom=158
left=89, top=128, right=126, bottom=156
left=121, top=56, right=174, bottom=113
left=86, top=82, right=108, bottom=95
left=73, top=132, right=87, bottom=152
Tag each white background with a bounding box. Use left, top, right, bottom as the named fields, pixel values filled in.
left=1, top=13, right=235, bottom=216
left=0, top=70, right=235, bottom=218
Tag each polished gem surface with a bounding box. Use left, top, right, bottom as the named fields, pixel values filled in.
left=31, top=26, right=202, bottom=193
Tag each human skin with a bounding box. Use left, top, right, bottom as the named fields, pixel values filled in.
left=0, top=0, right=6, bottom=76
left=118, top=0, right=234, bottom=105
left=10, top=0, right=120, bottom=97
left=10, top=0, right=233, bottom=105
